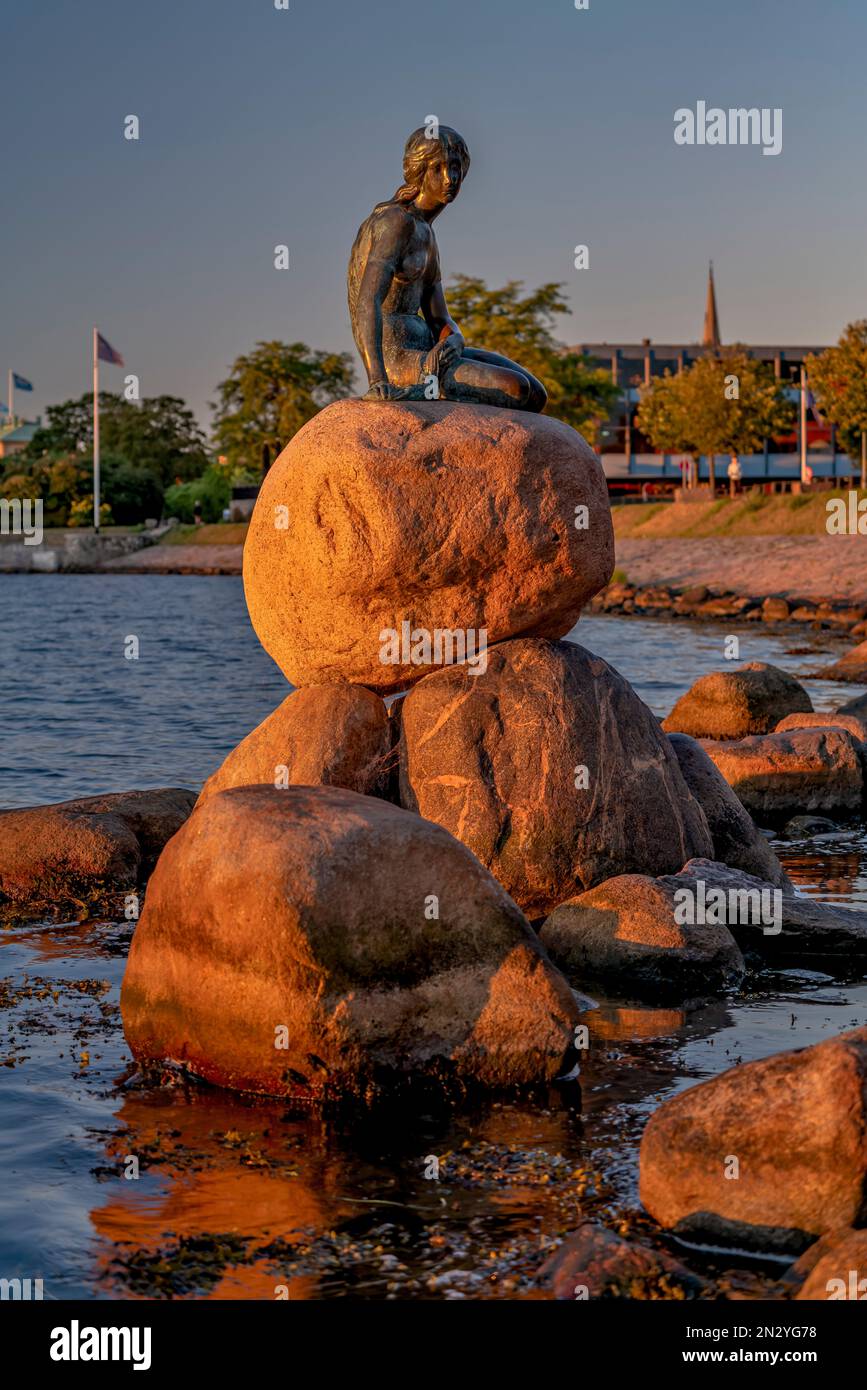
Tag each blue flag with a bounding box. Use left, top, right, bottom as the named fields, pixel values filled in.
left=12, top=373, right=33, bottom=391
left=97, top=333, right=124, bottom=367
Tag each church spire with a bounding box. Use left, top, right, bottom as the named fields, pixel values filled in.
left=702, top=261, right=721, bottom=350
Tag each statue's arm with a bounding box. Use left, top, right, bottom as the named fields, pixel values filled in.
left=421, top=278, right=464, bottom=375
left=355, top=209, right=408, bottom=391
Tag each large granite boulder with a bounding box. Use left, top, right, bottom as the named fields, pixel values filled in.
left=700, top=727, right=864, bottom=819
left=197, top=685, right=390, bottom=805
left=667, top=732, right=790, bottom=887
left=0, top=788, right=195, bottom=905
left=662, top=663, right=812, bottom=740
left=639, top=1026, right=867, bottom=1253
left=815, top=638, right=867, bottom=683
left=398, top=638, right=713, bottom=918
left=121, top=785, right=581, bottom=1098
left=243, top=399, right=614, bottom=695
left=539, top=872, right=745, bottom=1000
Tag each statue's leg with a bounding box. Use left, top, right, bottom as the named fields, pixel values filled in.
left=451, top=348, right=548, bottom=412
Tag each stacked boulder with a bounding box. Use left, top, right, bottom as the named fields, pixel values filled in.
left=120, top=399, right=792, bottom=1097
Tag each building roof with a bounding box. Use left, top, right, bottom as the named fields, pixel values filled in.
left=0, top=421, right=38, bottom=443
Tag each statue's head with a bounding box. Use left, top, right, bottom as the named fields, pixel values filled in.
left=394, top=125, right=470, bottom=208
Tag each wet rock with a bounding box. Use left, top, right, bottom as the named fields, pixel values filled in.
left=398, top=637, right=713, bottom=918
left=243, top=399, right=614, bottom=695
left=668, top=732, right=791, bottom=887
left=816, top=638, right=867, bottom=683
left=680, top=585, right=709, bottom=606
left=540, top=872, right=745, bottom=1001
left=786, top=1228, right=867, bottom=1300
left=197, top=685, right=390, bottom=805
left=662, top=663, right=812, bottom=740
left=639, top=1025, right=867, bottom=1254
left=837, top=691, right=867, bottom=720
left=121, top=785, right=581, bottom=1098
left=762, top=597, right=791, bottom=622
left=0, top=788, right=195, bottom=904
left=774, top=711, right=867, bottom=747
left=700, top=727, right=864, bottom=819
left=537, top=1222, right=705, bottom=1300
left=675, top=858, right=867, bottom=964
left=782, top=814, right=841, bottom=838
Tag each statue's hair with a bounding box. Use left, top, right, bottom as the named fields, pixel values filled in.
left=389, top=126, right=470, bottom=204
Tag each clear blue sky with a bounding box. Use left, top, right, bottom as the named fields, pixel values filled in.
left=4, top=0, right=866, bottom=431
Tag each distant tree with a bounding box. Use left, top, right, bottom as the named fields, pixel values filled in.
left=807, top=322, right=867, bottom=488
left=212, top=341, right=355, bottom=471
left=24, top=393, right=209, bottom=484
left=102, top=459, right=164, bottom=525
left=636, top=349, right=794, bottom=492
left=445, top=276, right=619, bottom=440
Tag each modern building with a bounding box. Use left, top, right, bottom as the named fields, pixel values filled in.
left=0, top=419, right=39, bottom=461
left=569, top=267, right=855, bottom=491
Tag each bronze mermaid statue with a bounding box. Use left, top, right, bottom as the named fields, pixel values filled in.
left=347, top=125, right=547, bottom=411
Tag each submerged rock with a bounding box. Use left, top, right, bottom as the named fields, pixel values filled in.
left=662, top=663, right=812, bottom=740
left=639, top=1025, right=867, bottom=1253
left=121, top=785, right=581, bottom=1098
left=243, top=399, right=614, bottom=694
left=197, top=685, right=390, bottom=805
left=700, top=727, right=864, bottom=819
left=537, top=1222, right=705, bottom=1300
left=668, top=732, right=790, bottom=887
left=0, top=788, right=195, bottom=904
left=398, top=637, right=713, bottom=918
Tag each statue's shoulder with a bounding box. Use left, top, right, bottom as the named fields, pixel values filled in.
left=360, top=200, right=415, bottom=247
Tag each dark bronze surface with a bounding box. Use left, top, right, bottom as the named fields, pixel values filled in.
left=348, top=126, right=546, bottom=411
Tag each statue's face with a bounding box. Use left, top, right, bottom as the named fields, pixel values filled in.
left=421, top=148, right=464, bottom=205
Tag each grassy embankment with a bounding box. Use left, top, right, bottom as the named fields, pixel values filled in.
left=612, top=490, right=866, bottom=539
left=155, top=492, right=866, bottom=548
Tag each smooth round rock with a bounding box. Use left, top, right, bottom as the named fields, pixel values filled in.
left=243, top=399, right=614, bottom=695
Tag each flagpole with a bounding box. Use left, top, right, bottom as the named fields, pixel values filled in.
left=93, top=327, right=100, bottom=535
left=8, top=369, right=12, bottom=426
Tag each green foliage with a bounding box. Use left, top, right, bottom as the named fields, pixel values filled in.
left=24, top=393, right=210, bottom=484
left=636, top=349, right=795, bottom=487
left=211, top=340, right=355, bottom=471
left=807, top=322, right=867, bottom=460
left=164, top=467, right=231, bottom=524
left=102, top=459, right=164, bottom=525
left=445, top=276, right=619, bottom=440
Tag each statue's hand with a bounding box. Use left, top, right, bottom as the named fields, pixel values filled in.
left=424, top=333, right=463, bottom=378
left=364, top=379, right=403, bottom=401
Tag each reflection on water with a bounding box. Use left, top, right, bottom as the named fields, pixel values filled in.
left=2, top=577, right=867, bottom=1298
